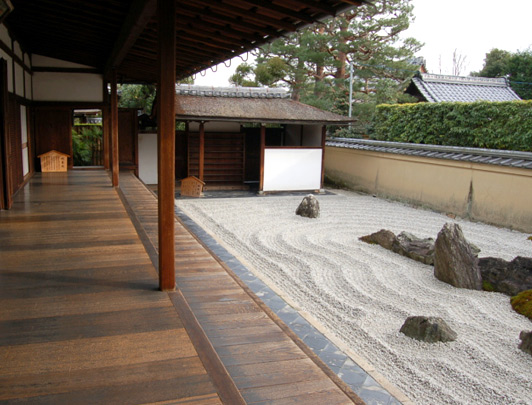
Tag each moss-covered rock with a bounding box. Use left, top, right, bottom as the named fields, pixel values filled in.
left=511, top=289, right=532, bottom=320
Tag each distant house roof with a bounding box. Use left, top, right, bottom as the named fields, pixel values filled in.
left=406, top=73, right=521, bottom=103
left=175, top=85, right=354, bottom=125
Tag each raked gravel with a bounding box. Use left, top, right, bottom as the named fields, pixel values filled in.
left=176, top=189, right=532, bottom=405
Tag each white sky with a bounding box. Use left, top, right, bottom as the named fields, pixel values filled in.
left=194, top=0, right=532, bottom=86
left=407, top=0, right=532, bottom=75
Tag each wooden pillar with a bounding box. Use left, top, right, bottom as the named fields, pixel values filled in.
left=0, top=59, right=8, bottom=209
left=157, top=0, right=176, bottom=291
left=259, top=124, right=265, bottom=192
left=110, top=70, right=119, bottom=187
left=198, top=121, right=205, bottom=181
left=102, top=81, right=110, bottom=170
left=320, top=125, right=326, bottom=189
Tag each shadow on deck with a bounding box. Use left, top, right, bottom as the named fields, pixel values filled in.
left=0, top=170, right=364, bottom=404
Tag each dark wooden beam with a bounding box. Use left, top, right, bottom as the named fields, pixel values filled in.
left=192, top=0, right=298, bottom=31
left=104, top=0, right=157, bottom=77
left=157, top=0, right=176, bottom=292
left=259, top=124, right=265, bottom=192
left=237, top=0, right=316, bottom=24
left=111, top=70, right=119, bottom=187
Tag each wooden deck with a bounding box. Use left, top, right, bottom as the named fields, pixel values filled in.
left=0, top=171, right=223, bottom=404
left=1, top=170, right=364, bottom=404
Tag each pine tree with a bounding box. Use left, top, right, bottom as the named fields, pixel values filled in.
left=230, top=0, right=422, bottom=134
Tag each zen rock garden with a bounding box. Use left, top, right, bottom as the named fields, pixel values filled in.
left=361, top=222, right=532, bottom=355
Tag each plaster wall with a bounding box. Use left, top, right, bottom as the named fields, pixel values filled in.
left=325, top=146, right=532, bottom=232
left=0, top=49, right=13, bottom=92
left=0, top=25, right=9, bottom=44
left=138, top=132, right=158, bottom=184
left=33, top=72, right=103, bottom=102
left=32, top=54, right=90, bottom=68
left=15, top=62, right=23, bottom=97
left=25, top=71, right=31, bottom=98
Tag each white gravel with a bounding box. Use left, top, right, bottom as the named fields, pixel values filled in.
left=176, top=189, right=532, bottom=405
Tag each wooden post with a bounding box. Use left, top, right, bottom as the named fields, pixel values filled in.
left=102, top=81, right=110, bottom=170
left=157, top=0, right=176, bottom=291
left=199, top=121, right=205, bottom=181
left=111, top=70, right=119, bottom=187
left=259, top=124, right=265, bottom=192
left=0, top=59, right=9, bottom=209
left=320, top=125, right=327, bottom=189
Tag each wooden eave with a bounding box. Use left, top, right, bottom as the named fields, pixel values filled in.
left=6, top=0, right=369, bottom=83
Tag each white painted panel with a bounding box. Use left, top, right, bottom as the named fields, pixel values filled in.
left=22, top=147, right=29, bottom=176
left=21, top=105, right=29, bottom=176
left=138, top=132, right=158, bottom=184
left=13, top=41, right=22, bottom=59
left=32, top=54, right=93, bottom=68
left=20, top=105, right=27, bottom=143
left=263, top=148, right=322, bottom=192
left=0, top=50, right=13, bottom=92
left=15, top=62, right=23, bottom=97
left=0, top=24, right=9, bottom=44
left=33, top=72, right=103, bottom=102
left=25, top=71, right=32, bottom=99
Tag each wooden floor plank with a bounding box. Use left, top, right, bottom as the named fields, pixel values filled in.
left=0, top=171, right=222, bottom=404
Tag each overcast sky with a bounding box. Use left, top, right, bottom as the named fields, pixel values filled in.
left=194, top=0, right=532, bottom=86
left=407, top=0, right=532, bottom=75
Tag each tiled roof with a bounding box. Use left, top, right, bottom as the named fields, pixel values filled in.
left=406, top=73, right=521, bottom=103
left=175, top=85, right=290, bottom=98
left=326, top=138, right=532, bottom=170
left=175, top=85, right=354, bottom=124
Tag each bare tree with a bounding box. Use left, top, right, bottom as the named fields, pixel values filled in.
left=452, top=49, right=468, bottom=76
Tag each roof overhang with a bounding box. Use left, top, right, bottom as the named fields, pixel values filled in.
left=5, top=0, right=371, bottom=83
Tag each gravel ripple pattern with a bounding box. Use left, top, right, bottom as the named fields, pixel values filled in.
left=176, top=190, right=532, bottom=404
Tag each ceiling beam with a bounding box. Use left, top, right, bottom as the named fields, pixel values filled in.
left=104, top=0, right=157, bottom=77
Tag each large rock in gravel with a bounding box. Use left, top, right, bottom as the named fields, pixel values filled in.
left=296, top=194, right=320, bottom=218
left=400, top=316, right=457, bottom=343
left=519, top=331, right=532, bottom=356
left=478, top=256, right=532, bottom=296
left=359, top=230, right=435, bottom=265
left=359, top=229, right=396, bottom=250
left=434, top=223, right=482, bottom=290
left=396, top=232, right=435, bottom=265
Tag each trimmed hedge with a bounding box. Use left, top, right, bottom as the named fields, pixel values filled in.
left=374, top=101, right=532, bottom=151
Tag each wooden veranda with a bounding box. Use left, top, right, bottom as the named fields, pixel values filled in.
left=1, top=1, right=372, bottom=403
left=0, top=170, right=364, bottom=404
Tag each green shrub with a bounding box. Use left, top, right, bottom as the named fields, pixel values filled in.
left=374, top=100, right=532, bottom=151
left=482, top=281, right=495, bottom=292
left=511, top=289, right=532, bottom=320
left=72, top=126, right=102, bottom=166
